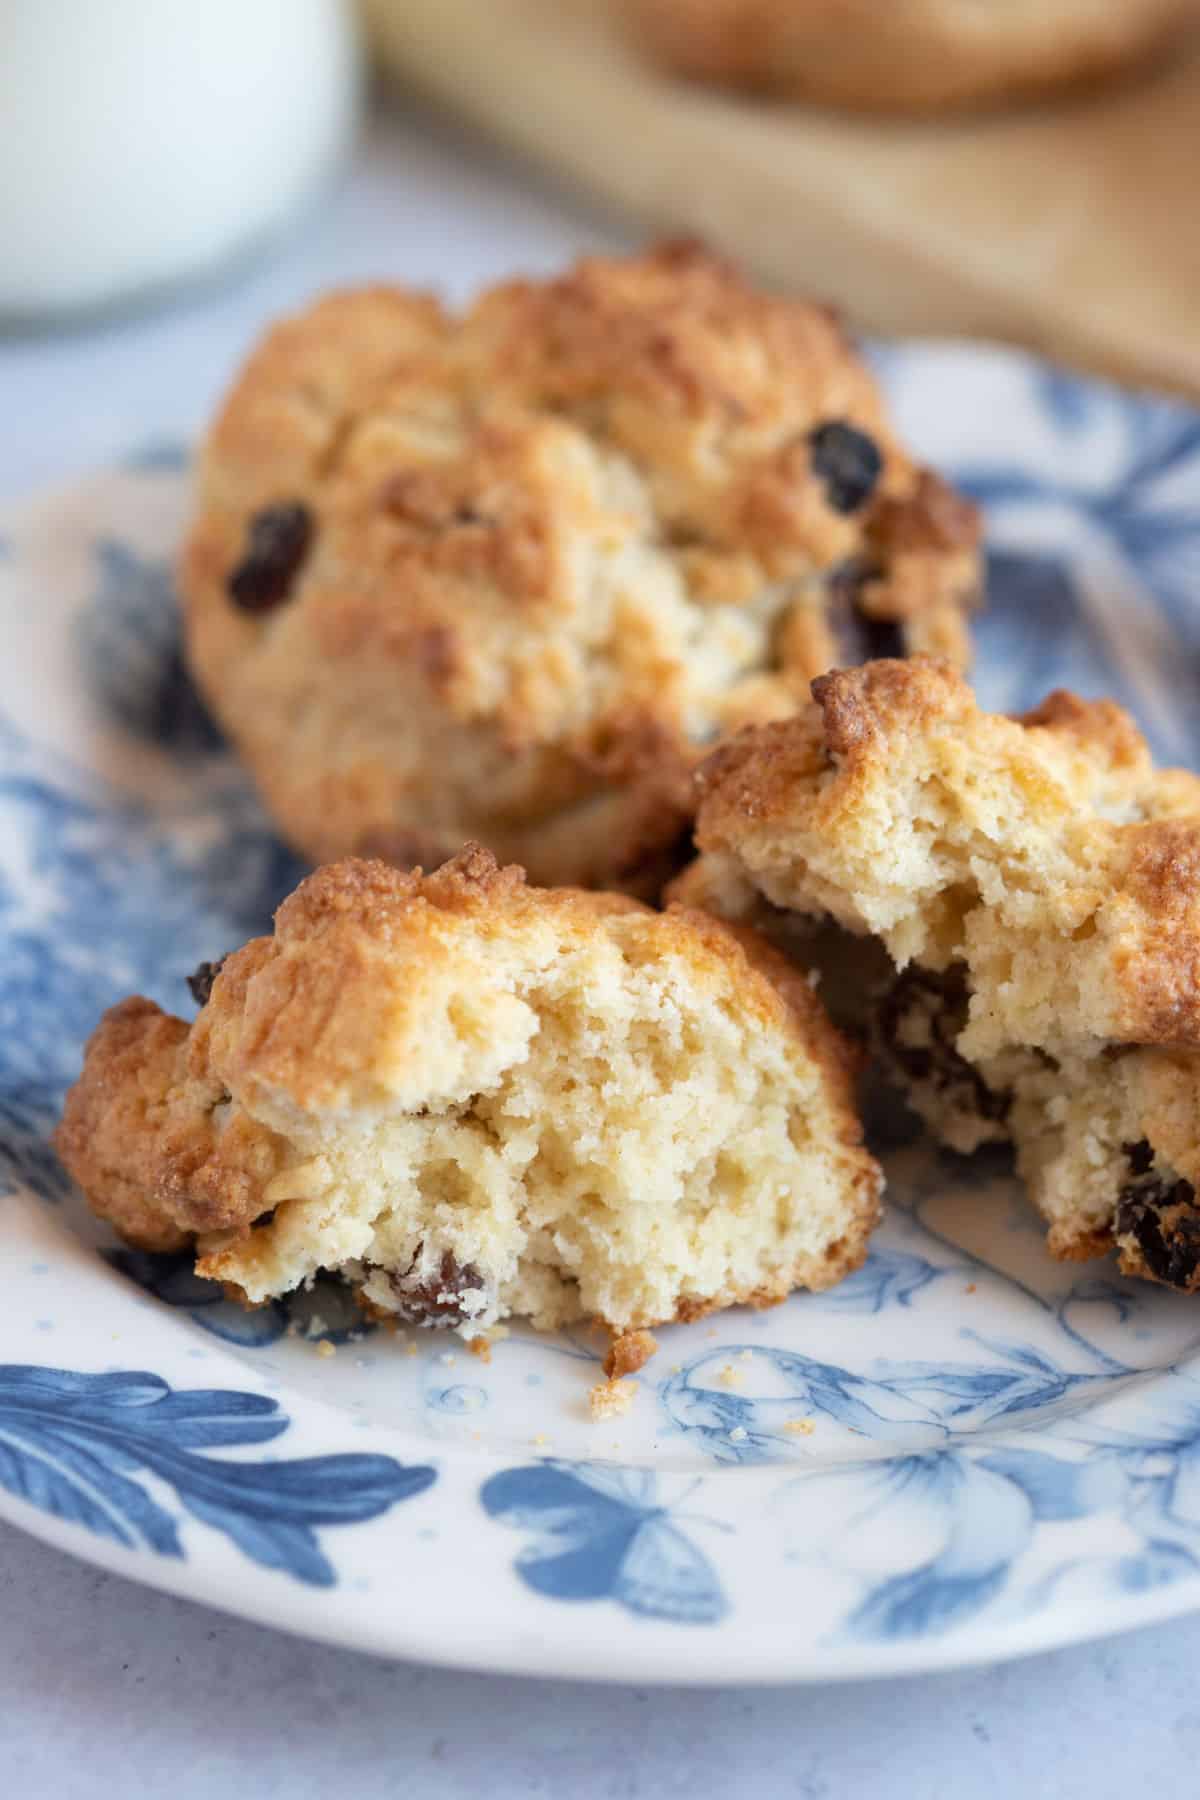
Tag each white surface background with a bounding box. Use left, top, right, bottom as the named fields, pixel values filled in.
left=4, top=96, right=1200, bottom=1798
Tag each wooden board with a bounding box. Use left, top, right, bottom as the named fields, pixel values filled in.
left=365, top=0, right=1200, bottom=400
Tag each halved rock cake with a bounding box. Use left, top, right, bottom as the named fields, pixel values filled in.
left=681, top=658, right=1200, bottom=1293
left=57, top=850, right=882, bottom=1342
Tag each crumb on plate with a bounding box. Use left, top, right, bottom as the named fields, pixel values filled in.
left=589, top=1377, right=638, bottom=1421
left=603, top=1327, right=659, bottom=1381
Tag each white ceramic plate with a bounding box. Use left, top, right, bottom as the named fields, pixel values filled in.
left=4, top=343, right=1200, bottom=1684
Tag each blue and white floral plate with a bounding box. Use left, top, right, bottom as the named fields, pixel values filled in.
left=4, top=343, right=1200, bottom=1684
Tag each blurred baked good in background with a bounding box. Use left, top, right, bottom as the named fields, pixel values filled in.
left=364, top=0, right=1200, bottom=401
left=628, top=0, right=1199, bottom=113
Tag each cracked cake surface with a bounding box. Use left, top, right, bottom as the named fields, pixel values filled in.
left=181, top=243, right=979, bottom=893
left=56, top=849, right=883, bottom=1339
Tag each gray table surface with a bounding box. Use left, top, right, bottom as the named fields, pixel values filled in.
left=3, top=96, right=1198, bottom=1799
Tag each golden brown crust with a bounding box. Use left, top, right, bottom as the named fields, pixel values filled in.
left=182, top=244, right=979, bottom=892
left=1014, top=688, right=1154, bottom=783
left=603, top=1328, right=660, bottom=1381
left=629, top=0, right=1199, bottom=113
left=1050, top=1225, right=1118, bottom=1262
left=55, top=1000, right=194, bottom=1252
left=690, top=657, right=1200, bottom=1052
left=1115, top=824, right=1200, bottom=1041
left=811, top=655, right=973, bottom=764
left=198, top=851, right=659, bottom=1129
left=54, top=997, right=286, bottom=1251
left=57, top=849, right=882, bottom=1332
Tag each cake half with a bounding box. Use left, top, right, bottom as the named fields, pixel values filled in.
left=57, top=849, right=882, bottom=1341
left=680, top=658, right=1200, bottom=1293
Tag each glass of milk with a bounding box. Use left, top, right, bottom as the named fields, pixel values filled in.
left=0, top=0, right=362, bottom=324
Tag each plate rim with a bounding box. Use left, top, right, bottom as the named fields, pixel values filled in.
left=3, top=1447, right=1200, bottom=1686
left=7, top=344, right=1200, bottom=1682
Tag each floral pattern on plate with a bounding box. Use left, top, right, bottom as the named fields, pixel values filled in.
left=4, top=342, right=1200, bottom=1678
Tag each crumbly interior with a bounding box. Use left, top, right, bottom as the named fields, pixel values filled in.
left=1006, top=1053, right=1143, bottom=1255
left=57, top=854, right=880, bottom=1338
left=687, top=659, right=1200, bottom=1291
left=1004, top=1047, right=1200, bottom=1288
left=201, top=925, right=863, bottom=1332
left=861, top=958, right=1200, bottom=1291
left=693, top=660, right=1200, bottom=1058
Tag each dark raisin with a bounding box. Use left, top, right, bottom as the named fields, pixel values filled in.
left=385, top=1248, right=486, bottom=1328
left=809, top=422, right=883, bottom=515
left=876, top=964, right=1010, bottom=1127
left=186, top=955, right=227, bottom=1007
left=227, top=502, right=313, bottom=613
left=856, top=614, right=904, bottom=662
left=1122, top=1137, right=1155, bottom=1176
left=1116, top=1144, right=1200, bottom=1289
left=826, top=560, right=905, bottom=665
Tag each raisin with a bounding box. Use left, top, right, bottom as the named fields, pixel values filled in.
left=876, top=964, right=1010, bottom=1127
left=385, top=1249, right=485, bottom=1328
left=1122, top=1137, right=1155, bottom=1177
left=186, top=955, right=227, bottom=1007
left=826, top=560, right=905, bottom=664
left=809, top=422, right=883, bottom=515
left=1116, top=1142, right=1200, bottom=1289
left=227, top=502, right=313, bottom=613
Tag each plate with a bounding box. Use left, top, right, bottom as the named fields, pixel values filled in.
left=4, top=345, right=1200, bottom=1684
